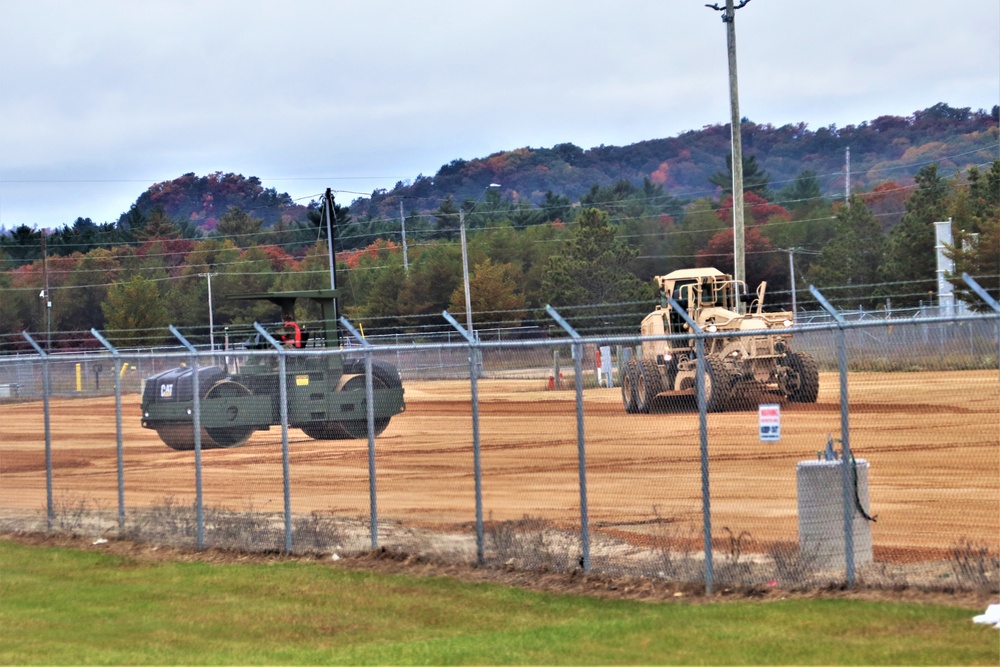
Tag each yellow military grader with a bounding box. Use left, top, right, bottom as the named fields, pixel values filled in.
left=621, top=267, right=818, bottom=412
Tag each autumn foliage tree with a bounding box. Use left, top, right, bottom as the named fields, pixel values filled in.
left=696, top=226, right=780, bottom=288
left=700, top=192, right=789, bottom=286
left=101, top=275, right=169, bottom=347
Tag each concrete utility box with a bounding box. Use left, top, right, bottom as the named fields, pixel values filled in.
left=796, top=459, right=873, bottom=571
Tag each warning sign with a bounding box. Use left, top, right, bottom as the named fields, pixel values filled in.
left=758, top=403, right=781, bottom=442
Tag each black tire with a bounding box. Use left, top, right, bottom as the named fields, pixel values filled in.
left=704, top=357, right=732, bottom=412
left=155, top=424, right=200, bottom=451
left=621, top=359, right=640, bottom=414
left=157, top=381, right=254, bottom=450
left=339, top=417, right=391, bottom=439
left=636, top=360, right=664, bottom=413
left=300, top=373, right=393, bottom=440
left=299, top=422, right=352, bottom=440
left=342, top=359, right=403, bottom=388
left=782, top=351, right=819, bottom=403
left=202, top=380, right=255, bottom=448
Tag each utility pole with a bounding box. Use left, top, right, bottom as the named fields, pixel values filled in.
left=322, top=188, right=340, bottom=329
left=459, top=208, right=473, bottom=336
left=708, top=0, right=751, bottom=310
left=199, top=272, right=218, bottom=351
left=41, top=229, right=52, bottom=352
left=459, top=183, right=501, bottom=339
left=399, top=200, right=409, bottom=273
left=786, top=248, right=797, bottom=317
left=323, top=188, right=337, bottom=291
left=845, top=147, right=851, bottom=207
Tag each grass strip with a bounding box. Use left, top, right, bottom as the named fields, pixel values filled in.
left=0, top=540, right=995, bottom=665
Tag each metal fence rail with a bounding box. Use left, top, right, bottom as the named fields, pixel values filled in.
left=1, top=306, right=997, bottom=595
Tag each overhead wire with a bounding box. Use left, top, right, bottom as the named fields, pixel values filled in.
left=2, top=144, right=995, bottom=309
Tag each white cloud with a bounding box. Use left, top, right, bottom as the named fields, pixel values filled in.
left=1, top=0, right=997, bottom=227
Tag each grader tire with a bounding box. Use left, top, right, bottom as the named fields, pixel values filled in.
left=636, top=360, right=664, bottom=413
left=783, top=351, right=820, bottom=403
left=704, top=357, right=732, bottom=413
left=621, top=360, right=640, bottom=414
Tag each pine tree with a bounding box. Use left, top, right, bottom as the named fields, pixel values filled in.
left=709, top=154, right=773, bottom=201
left=806, top=197, right=886, bottom=310
left=541, top=208, right=651, bottom=332
left=881, top=164, right=948, bottom=307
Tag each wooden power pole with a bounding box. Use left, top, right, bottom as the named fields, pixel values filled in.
left=708, top=0, right=751, bottom=308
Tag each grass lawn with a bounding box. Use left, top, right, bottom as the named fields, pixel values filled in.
left=0, top=540, right=996, bottom=665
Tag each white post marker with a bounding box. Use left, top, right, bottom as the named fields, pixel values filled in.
left=759, top=403, right=781, bottom=442
left=600, top=346, right=613, bottom=388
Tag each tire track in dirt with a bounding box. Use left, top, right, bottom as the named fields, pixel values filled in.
left=1, top=370, right=996, bottom=553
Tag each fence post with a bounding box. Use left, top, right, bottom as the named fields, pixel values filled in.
left=962, top=273, right=1000, bottom=383
left=339, top=317, right=380, bottom=552
left=91, top=329, right=126, bottom=533
left=544, top=306, right=591, bottom=573
left=254, top=323, right=293, bottom=553
left=169, top=326, right=204, bottom=550
left=21, top=332, right=53, bottom=531
left=809, top=286, right=855, bottom=587
left=666, top=297, right=714, bottom=595
left=442, top=310, right=485, bottom=565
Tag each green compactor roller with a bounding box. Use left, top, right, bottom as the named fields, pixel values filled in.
left=140, top=289, right=405, bottom=450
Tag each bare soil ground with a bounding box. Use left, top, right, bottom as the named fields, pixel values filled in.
left=2, top=370, right=998, bottom=569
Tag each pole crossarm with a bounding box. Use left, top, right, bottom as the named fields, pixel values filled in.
left=90, top=329, right=120, bottom=356
left=706, top=0, right=750, bottom=18
left=168, top=325, right=197, bottom=353
left=252, top=322, right=284, bottom=351
left=339, top=317, right=373, bottom=348
left=545, top=305, right=581, bottom=340
left=442, top=310, right=476, bottom=344
left=809, top=285, right=847, bottom=326
left=21, top=331, right=46, bottom=356
left=665, top=297, right=705, bottom=334
left=962, top=273, right=1000, bottom=313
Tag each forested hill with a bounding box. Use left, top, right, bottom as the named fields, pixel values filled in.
left=8, top=102, right=992, bottom=237
left=1, top=102, right=998, bottom=351
left=352, top=102, right=999, bottom=218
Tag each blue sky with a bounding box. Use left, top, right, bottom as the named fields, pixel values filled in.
left=1, top=0, right=997, bottom=229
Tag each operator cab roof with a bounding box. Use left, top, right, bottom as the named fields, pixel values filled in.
left=229, top=289, right=339, bottom=311
left=662, top=267, right=727, bottom=281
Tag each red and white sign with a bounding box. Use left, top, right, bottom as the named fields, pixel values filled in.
left=758, top=403, right=781, bottom=442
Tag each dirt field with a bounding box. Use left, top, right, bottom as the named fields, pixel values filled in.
left=1, top=370, right=997, bottom=563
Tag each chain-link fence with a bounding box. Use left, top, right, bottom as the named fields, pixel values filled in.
left=1, top=310, right=997, bottom=594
